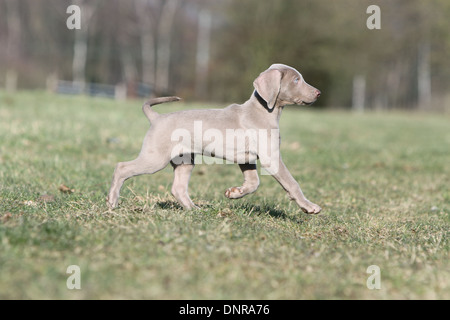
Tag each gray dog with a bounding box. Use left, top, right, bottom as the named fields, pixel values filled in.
left=107, top=64, right=322, bottom=214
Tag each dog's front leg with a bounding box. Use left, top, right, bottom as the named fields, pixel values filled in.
left=263, top=158, right=321, bottom=214
left=225, top=163, right=260, bottom=199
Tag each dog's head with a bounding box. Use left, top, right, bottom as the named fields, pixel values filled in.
left=253, top=64, right=321, bottom=109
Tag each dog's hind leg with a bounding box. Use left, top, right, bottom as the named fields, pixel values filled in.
left=107, top=154, right=170, bottom=208
left=225, top=163, right=260, bottom=199
left=170, top=155, right=198, bottom=209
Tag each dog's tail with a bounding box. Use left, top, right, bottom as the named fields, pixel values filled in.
left=142, top=96, right=181, bottom=122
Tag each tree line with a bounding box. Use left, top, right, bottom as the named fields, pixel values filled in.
left=0, top=0, right=449, bottom=110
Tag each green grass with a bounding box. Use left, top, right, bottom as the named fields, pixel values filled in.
left=0, top=91, right=448, bottom=299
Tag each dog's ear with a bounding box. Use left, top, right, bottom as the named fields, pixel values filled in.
left=253, top=69, right=282, bottom=109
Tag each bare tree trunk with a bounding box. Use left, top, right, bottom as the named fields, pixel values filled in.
left=155, top=0, right=179, bottom=94
left=352, top=75, right=365, bottom=112
left=195, top=9, right=212, bottom=99
left=5, top=0, right=21, bottom=92
left=386, top=60, right=406, bottom=108
left=119, top=49, right=138, bottom=98
left=73, top=27, right=88, bottom=85
left=418, top=42, right=431, bottom=109
left=118, top=2, right=137, bottom=92
left=72, top=0, right=96, bottom=88
left=135, top=0, right=156, bottom=86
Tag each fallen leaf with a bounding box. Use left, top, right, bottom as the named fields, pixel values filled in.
left=1, top=212, right=12, bottom=223
left=196, top=169, right=205, bottom=176
left=59, top=184, right=75, bottom=194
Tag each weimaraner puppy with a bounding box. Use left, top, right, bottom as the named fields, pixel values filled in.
left=107, top=63, right=322, bottom=214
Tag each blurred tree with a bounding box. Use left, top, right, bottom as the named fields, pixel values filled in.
left=0, top=0, right=448, bottom=110
left=195, top=9, right=211, bottom=99
left=211, top=0, right=450, bottom=110
left=3, top=0, right=21, bottom=91
left=155, top=0, right=180, bottom=94
left=71, top=0, right=97, bottom=87
left=135, top=0, right=157, bottom=85
left=210, top=0, right=362, bottom=105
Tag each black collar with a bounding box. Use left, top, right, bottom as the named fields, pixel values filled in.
left=254, top=90, right=273, bottom=113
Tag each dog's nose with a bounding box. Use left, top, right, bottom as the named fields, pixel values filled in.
left=315, top=90, right=321, bottom=98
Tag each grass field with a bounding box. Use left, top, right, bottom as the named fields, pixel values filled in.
left=0, top=91, right=448, bottom=299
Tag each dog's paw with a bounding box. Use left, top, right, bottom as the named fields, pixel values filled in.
left=224, top=186, right=244, bottom=199
left=106, top=196, right=118, bottom=210
left=300, top=201, right=322, bottom=214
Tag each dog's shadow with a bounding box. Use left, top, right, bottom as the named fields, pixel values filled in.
left=155, top=200, right=184, bottom=210
left=230, top=202, right=287, bottom=218
left=229, top=202, right=311, bottom=224
left=154, top=199, right=308, bottom=224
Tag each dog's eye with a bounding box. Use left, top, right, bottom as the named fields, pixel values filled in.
left=293, top=78, right=299, bottom=84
